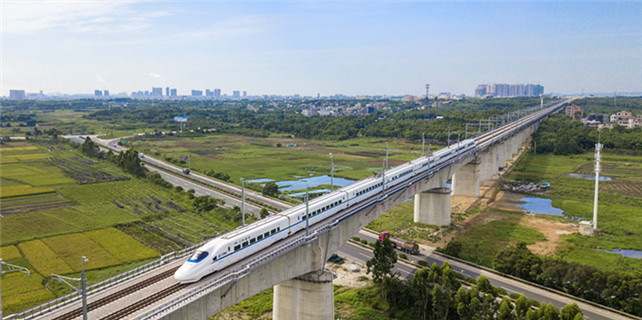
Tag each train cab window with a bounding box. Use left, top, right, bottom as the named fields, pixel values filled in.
left=228, top=247, right=231, bottom=252
left=264, top=232, right=270, bottom=238
left=234, top=244, right=241, bottom=251
left=187, top=251, right=209, bottom=263
left=212, top=256, right=217, bottom=262
left=242, top=241, right=249, bottom=247
left=250, top=238, right=256, bottom=244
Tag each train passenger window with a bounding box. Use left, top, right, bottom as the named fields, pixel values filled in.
left=264, top=232, right=270, bottom=238
left=228, top=247, right=231, bottom=252
left=257, top=234, right=263, bottom=241
left=271, top=229, right=276, bottom=235
left=242, top=241, right=248, bottom=247
left=234, top=244, right=241, bottom=251
left=212, top=256, right=217, bottom=261
left=277, top=227, right=280, bottom=231
left=250, top=238, right=256, bottom=244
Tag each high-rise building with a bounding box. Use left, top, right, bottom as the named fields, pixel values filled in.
left=242, top=91, right=247, bottom=98
left=475, top=83, right=543, bottom=97
left=94, top=90, right=103, bottom=96
left=214, top=89, right=221, bottom=99
left=104, top=90, right=109, bottom=96
left=9, top=90, right=26, bottom=100
left=170, top=88, right=177, bottom=97
left=192, top=90, right=203, bottom=96
left=166, top=87, right=170, bottom=96
left=233, top=90, right=240, bottom=99
left=152, top=87, right=163, bottom=97
left=206, top=89, right=212, bottom=97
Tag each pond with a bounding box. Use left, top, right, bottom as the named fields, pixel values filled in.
left=601, top=248, right=642, bottom=259
left=566, top=173, right=612, bottom=181
left=277, top=175, right=356, bottom=192
left=519, top=196, right=564, bottom=217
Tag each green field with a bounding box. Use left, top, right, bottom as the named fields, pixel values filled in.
left=135, top=134, right=429, bottom=186
left=504, top=151, right=642, bottom=273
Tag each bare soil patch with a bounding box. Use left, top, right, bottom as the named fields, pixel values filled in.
left=520, top=215, right=575, bottom=255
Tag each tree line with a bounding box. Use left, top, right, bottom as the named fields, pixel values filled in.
left=80, top=97, right=546, bottom=143
left=533, top=114, right=642, bottom=155
left=365, top=238, right=587, bottom=320
left=493, top=242, right=642, bottom=316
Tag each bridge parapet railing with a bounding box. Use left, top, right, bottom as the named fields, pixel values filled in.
left=4, top=244, right=201, bottom=320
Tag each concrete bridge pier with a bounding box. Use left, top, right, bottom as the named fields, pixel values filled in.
left=273, top=269, right=334, bottom=320
left=414, top=187, right=452, bottom=226
left=479, top=151, right=493, bottom=184
left=504, top=138, right=514, bottom=162
left=452, top=157, right=481, bottom=197
left=494, top=142, right=506, bottom=171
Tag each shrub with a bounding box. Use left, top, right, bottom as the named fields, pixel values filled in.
left=417, top=260, right=429, bottom=267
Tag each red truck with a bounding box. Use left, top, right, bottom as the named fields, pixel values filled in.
left=379, top=232, right=419, bottom=255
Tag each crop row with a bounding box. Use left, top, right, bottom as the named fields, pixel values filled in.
left=0, top=185, right=56, bottom=199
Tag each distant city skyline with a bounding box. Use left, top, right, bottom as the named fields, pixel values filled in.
left=2, top=1, right=641, bottom=97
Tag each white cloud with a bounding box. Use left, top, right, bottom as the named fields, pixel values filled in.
left=147, top=72, right=162, bottom=79
left=96, top=74, right=107, bottom=83
left=2, top=1, right=169, bottom=35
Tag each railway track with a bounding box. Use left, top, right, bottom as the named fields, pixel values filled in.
left=100, top=283, right=185, bottom=320
left=51, top=267, right=179, bottom=320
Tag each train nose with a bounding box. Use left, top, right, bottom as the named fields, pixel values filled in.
left=174, top=264, right=196, bottom=283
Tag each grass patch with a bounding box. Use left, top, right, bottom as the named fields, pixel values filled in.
left=0, top=185, right=56, bottom=199
left=455, top=210, right=546, bottom=267
left=366, top=200, right=438, bottom=241
left=1, top=272, right=56, bottom=316
left=18, top=239, right=74, bottom=275
left=85, top=228, right=159, bottom=262
left=0, top=245, right=23, bottom=260
left=505, top=151, right=642, bottom=273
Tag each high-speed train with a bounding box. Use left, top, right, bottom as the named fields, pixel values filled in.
left=174, top=139, right=476, bottom=283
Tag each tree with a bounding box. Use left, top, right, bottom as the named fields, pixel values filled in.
left=497, top=296, right=515, bottom=320
left=366, top=238, right=397, bottom=285
left=260, top=207, right=269, bottom=218
left=560, top=303, right=582, bottom=320
left=495, top=242, right=542, bottom=282
left=442, top=240, right=463, bottom=258
left=262, top=181, right=280, bottom=197
left=515, top=294, right=532, bottom=319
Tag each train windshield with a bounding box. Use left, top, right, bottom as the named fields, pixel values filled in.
left=187, top=251, right=209, bottom=263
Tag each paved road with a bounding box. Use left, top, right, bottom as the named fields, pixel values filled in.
left=146, top=166, right=262, bottom=216
left=337, top=230, right=633, bottom=320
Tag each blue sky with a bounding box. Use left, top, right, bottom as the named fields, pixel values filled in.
left=2, top=1, right=641, bottom=97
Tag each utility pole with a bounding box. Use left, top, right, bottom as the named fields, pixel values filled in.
left=51, top=256, right=88, bottom=320
left=422, top=133, right=425, bottom=155
left=329, top=153, right=334, bottom=192
left=81, top=256, right=88, bottom=320
left=593, top=141, right=603, bottom=230
left=241, top=178, right=245, bottom=226
left=305, top=187, right=310, bottom=236
left=465, top=123, right=468, bottom=139
left=447, top=127, right=451, bottom=147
